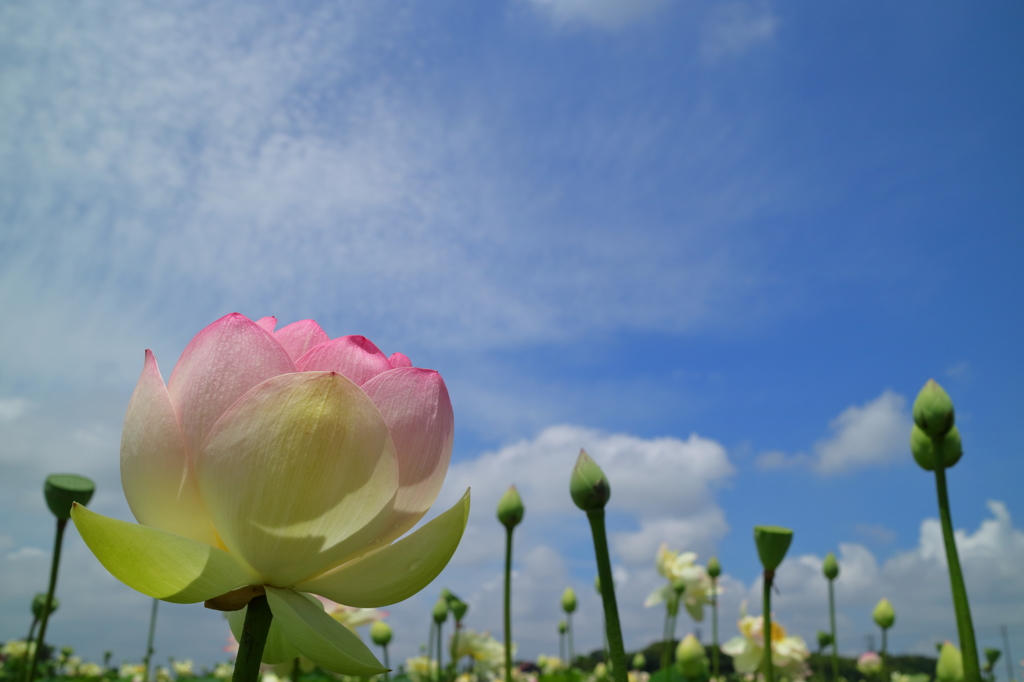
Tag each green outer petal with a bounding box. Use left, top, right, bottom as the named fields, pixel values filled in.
left=295, top=489, right=469, bottom=607
left=228, top=595, right=321, bottom=664
left=265, top=587, right=386, bottom=675
left=71, top=504, right=254, bottom=603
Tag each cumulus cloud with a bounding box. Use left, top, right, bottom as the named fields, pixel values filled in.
left=700, top=1, right=778, bottom=63
left=525, top=0, right=667, bottom=30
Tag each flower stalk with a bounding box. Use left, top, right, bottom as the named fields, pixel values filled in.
left=143, top=598, right=159, bottom=682
left=27, top=519, right=64, bottom=682
left=588, top=510, right=629, bottom=682
left=232, top=596, right=273, bottom=682
left=708, top=557, right=721, bottom=680
left=823, top=552, right=840, bottom=682
left=497, top=485, right=524, bottom=682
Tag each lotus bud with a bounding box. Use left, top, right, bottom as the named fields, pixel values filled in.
left=937, top=642, right=964, bottom=682
left=451, top=599, right=468, bottom=621
left=707, top=556, right=721, bottom=579
left=817, top=631, right=833, bottom=649
left=432, top=597, right=448, bottom=624
left=676, top=634, right=708, bottom=679
left=594, top=663, right=608, bottom=680
left=911, top=424, right=963, bottom=471
left=632, top=653, right=646, bottom=670
left=44, top=474, right=95, bottom=520
left=497, top=485, right=525, bottom=529
left=873, top=598, right=895, bottom=629
left=371, top=621, right=392, bottom=646
left=31, top=593, right=58, bottom=620
left=558, top=620, right=567, bottom=634
left=822, top=552, right=839, bottom=580
left=913, top=379, right=955, bottom=439
left=561, top=587, right=577, bottom=613
left=570, top=449, right=610, bottom=511
left=857, top=652, right=882, bottom=675
left=754, top=525, right=793, bottom=571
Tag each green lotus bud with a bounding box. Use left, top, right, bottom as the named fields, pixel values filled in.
left=432, top=597, right=449, bottom=623
left=371, top=621, right=392, bottom=646
left=937, top=642, right=964, bottom=682
left=497, top=485, right=525, bottom=529
left=31, top=592, right=58, bottom=619
left=873, top=598, right=895, bottom=629
left=44, top=473, right=95, bottom=520
left=561, top=587, right=577, bottom=613
left=632, top=653, right=646, bottom=670
left=822, top=552, right=839, bottom=580
left=570, top=449, right=610, bottom=511
left=754, top=525, right=793, bottom=571
left=451, top=599, right=468, bottom=621
left=707, top=556, right=721, bottom=579
left=913, top=379, right=955, bottom=439
left=911, top=424, right=963, bottom=471
left=558, top=620, right=567, bottom=634
left=676, top=634, right=708, bottom=679
left=594, top=663, right=608, bottom=680
left=817, top=631, right=833, bottom=649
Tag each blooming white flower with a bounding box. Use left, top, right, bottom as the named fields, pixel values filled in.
left=406, top=656, right=439, bottom=682
left=78, top=663, right=105, bottom=678
left=213, top=663, right=234, bottom=680
left=172, top=660, right=194, bottom=677
left=643, top=544, right=717, bottom=621
left=721, top=608, right=809, bottom=681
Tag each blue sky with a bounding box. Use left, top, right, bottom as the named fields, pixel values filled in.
left=1, top=0, right=1023, bottom=673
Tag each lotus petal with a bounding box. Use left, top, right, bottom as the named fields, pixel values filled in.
left=274, top=320, right=330, bottom=362
left=296, top=336, right=392, bottom=386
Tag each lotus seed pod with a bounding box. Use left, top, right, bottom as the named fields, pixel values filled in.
left=371, top=621, right=392, bottom=646
left=984, top=648, right=1001, bottom=668
left=558, top=620, right=567, bottom=634
left=632, top=653, right=646, bottom=670
left=432, top=597, right=449, bottom=623
left=676, top=634, right=708, bottom=679
left=497, top=485, right=525, bottom=529
left=754, top=525, right=794, bottom=571
left=451, top=599, right=468, bottom=621
left=561, top=587, right=577, bottom=613
left=823, top=552, right=839, bottom=580
left=31, top=593, right=58, bottom=619
left=911, top=424, right=963, bottom=471
left=44, top=473, right=95, bottom=520
left=873, top=598, right=895, bottom=629
left=707, top=556, right=721, bottom=579
left=913, top=380, right=955, bottom=439
left=817, top=631, right=833, bottom=649
left=937, top=642, right=964, bottom=682
left=570, top=449, right=610, bottom=511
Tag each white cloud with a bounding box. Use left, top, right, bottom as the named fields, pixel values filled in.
left=813, top=391, right=912, bottom=474
left=526, top=0, right=667, bottom=30
left=0, top=398, right=28, bottom=421
left=700, top=1, right=777, bottom=63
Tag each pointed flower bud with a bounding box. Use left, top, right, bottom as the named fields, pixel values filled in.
left=817, top=631, right=833, bottom=649
left=707, top=556, right=721, bottom=579
left=561, top=587, right=577, bottom=613
left=558, top=620, right=567, bottom=634
left=570, top=449, right=610, bottom=511
left=911, top=424, right=963, bottom=471
left=432, top=597, right=449, bottom=623
left=451, top=599, right=468, bottom=621
left=497, top=485, right=525, bottom=529
left=984, top=648, right=1001, bottom=668
left=937, top=642, right=964, bottom=682
left=371, top=621, right=392, bottom=646
left=676, top=634, right=708, bottom=678
left=31, top=593, right=58, bottom=620
left=823, top=552, right=839, bottom=580
left=632, top=653, right=646, bottom=670
left=913, top=380, right=955, bottom=439
left=873, top=598, right=895, bottom=629
left=44, top=474, right=95, bottom=520
left=754, top=525, right=793, bottom=571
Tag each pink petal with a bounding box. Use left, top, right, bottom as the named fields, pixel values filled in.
left=296, top=336, right=392, bottom=386
left=121, top=350, right=220, bottom=546
left=274, top=320, right=330, bottom=362
left=256, top=316, right=278, bottom=333
left=388, top=352, right=412, bottom=368
left=360, top=367, right=454, bottom=545
left=168, top=313, right=296, bottom=457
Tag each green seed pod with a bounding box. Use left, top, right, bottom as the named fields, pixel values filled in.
left=817, top=631, right=833, bottom=649
left=558, top=620, right=567, bottom=634
left=707, top=556, right=721, bottom=579
left=937, top=642, right=964, bottom=682
left=450, top=599, right=468, bottom=622
left=823, top=552, right=839, bottom=580
left=911, top=424, right=963, bottom=471
left=632, top=653, right=646, bottom=670
left=570, top=449, right=610, bottom=511
left=497, top=485, right=525, bottom=529
left=432, top=597, right=449, bottom=624
left=31, top=593, right=58, bottom=619
left=675, top=634, right=708, bottom=679
left=754, top=525, right=794, bottom=571
left=44, top=473, right=95, bottom=520
left=873, top=598, right=895, bottom=629
left=984, top=648, right=1001, bottom=669
left=561, top=587, right=577, bottom=613
left=371, top=621, right=392, bottom=646
left=913, top=380, right=955, bottom=439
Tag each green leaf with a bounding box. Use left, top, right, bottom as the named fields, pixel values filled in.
left=71, top=504, right=255, bottom=603
left=295, top=489, right=470, bottom=607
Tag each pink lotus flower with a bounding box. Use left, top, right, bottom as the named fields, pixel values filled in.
left=72, top=313, right=468, bottom=675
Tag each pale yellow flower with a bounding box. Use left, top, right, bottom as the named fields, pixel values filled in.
left=721, top=608, right=809, bottom=681
left=405, top=656, right=438, bottom=682
left=172, top=660, right=194, bottom=677
left=213, top=663, right=234, bottom=680
left=644, top=544, right=717, bottom=621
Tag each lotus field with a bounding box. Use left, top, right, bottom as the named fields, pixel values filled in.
left=0, top=315, right=994, bottom=682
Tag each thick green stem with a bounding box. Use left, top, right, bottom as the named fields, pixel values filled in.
left=292, top=658, right=300, bottom=682
left=934, top=461, right=981, bottom=682
left=586, top=509, right=628, bottom=682
left=28, top=518, right=67, bottom=682
left=560, top=630, right=566, bottom=665
left=711, top=578, right=720, bottom=679
left=504, top=526, right=514, bottom=682
left=762, top=570, right=774, bottom=682
left=382, top=644, right=390, bottom=682
left=232, top=596, right=273, bottom=682
left=880, top=627, right=888, bottom=682
left=449, top=620, right=461, bottom=681
left=144, top=598, right=159, bottom=682
left=828, top=579, right=839, bottom=682
left=567, top=612, right=574, bottom=668
left=428, top=621, right=436, bottom=676
left=661, top=606, right=673, bottom=678
left=437, top=621, right=444, bottom=682
left=21, top=618, right=39, bottom=682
